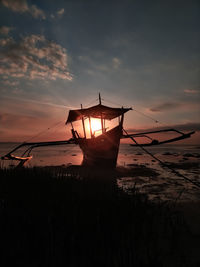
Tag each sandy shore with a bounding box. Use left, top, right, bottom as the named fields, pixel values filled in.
left=0, top=159, right=200, bottom=266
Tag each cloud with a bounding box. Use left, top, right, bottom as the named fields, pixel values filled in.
left=172, top=122, right=200, bottom=132
left=149, top=102, right=181, bottom=112
left=184, top=89, right=199, bottom=94
left=0, top=26, right=13, bottom=35
left=50, top=8, right=65, bottom=19
left=2, top=80, right=19, bottom=86
left=1, top=0, right=28, bottom=12
left=0, top=36, right=13, bottom=46
left=78, top=54, right=122, bottom=74
left=127, top=122, right=200, bottom=133
left=1, top=0, right=46, bottom=19
left=112, top=57, right=121, bottom=69
left=29, top=5, right=46, bottom=19
left=57, top=8, right=65, bottom=17
left=148, top=99, right=200, bottom=113
left=0, top=34, right=72, bottom=80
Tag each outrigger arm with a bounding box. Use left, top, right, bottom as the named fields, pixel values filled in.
left=122, top=128, right=195, bottom=146
left=1, top=138, right=76, bottom=167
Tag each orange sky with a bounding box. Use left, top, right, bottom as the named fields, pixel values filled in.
left=0, top=1, right=199, bottom=144
left=0, top=97, right=199, bottom=145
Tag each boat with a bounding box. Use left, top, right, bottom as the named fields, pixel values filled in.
left=1, top=94, right=195, bottom=168
left=66, top=94, right=131, bottom=167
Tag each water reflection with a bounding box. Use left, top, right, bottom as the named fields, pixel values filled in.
left=0, top=143, right=199, bottom=203
left=0, top=144, right=83, bottom=168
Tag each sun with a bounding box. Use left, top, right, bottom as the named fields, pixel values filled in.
left=91, top=118, right=102, bottom=134
left=85, top=118, right=102, bottom=136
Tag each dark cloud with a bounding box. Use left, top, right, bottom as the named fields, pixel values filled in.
left=184, top=89, right=199, bottom=94
left=0, top=26, right=13, bottom=35
left=127, top=122, right=200, bottom=133
left=1, top=0, right=28, bottom=12
left=0, top=34, right=72, bottom=80
left=1, top=0, right=46, bottom=19
left=149, top=102, right=181, bottom=112
left=2, top=80, right=19, bottom=86
left=29, top=5, right=46, bottom=19
left=57, top=8, right=64, bottom=17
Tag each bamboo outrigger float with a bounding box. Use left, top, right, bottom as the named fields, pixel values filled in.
left=1, top=94, right=195, bottom=168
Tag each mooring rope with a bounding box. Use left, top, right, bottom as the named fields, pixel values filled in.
left=84, top=98, right=99, bottom=108
left=103, top=97, right=168, bottom=125
left=132, top=109, right=159, bottom=124
left=24, top=120, right=64, bottom=142
left=123, top=128, right=200, bottom=189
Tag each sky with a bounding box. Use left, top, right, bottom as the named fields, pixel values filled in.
left=0, top=0, right=200, bottom=143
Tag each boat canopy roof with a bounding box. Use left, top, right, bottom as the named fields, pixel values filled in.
left=66, top=104, right=132, bottom=124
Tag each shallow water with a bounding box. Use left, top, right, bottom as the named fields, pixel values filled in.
left=1, top=142, right=200, bottom=202
left=1, top=142, right=199, bottom=167
left=118, top=144, right=200, bottom=202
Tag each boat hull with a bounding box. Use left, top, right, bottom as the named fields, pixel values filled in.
left=78, top=125, right=122, bottom=168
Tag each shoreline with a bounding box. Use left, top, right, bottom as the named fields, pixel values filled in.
left=0, top=165, right=199, bottom=266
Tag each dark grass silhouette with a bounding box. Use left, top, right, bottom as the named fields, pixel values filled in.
left=0, top=166, right=198, bottom=267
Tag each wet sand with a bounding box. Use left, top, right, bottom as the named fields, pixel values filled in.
left=1, top=143, right=199, bottom=204
left=0, top=150, right=200, bottom=266
left=117, top=153, right=200, bottom=264
left=118, top=150, right=200, bottom=203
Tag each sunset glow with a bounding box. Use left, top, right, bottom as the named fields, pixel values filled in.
left=85, top=118, right=102, bottom=136
left=0, top=1, right=199, bottom=144
left=91, top=119, right=102, bottom=134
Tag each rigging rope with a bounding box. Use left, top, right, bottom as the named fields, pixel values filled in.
left=123, top=128, right=200, bottom=189
left=84, top=98, right=99, bottom=108
left=102, top=98, right=122, bottom=106
left=133, top=109, right=159, bottom=124
left=24, top=120, right=64, bottom=142
left=103, top=97, right=166, bottom=125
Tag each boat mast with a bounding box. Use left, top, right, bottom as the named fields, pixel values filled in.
left=120, top=106, right=124, bottom=128
left=99, top=93, right=104, bottom=133
left=70, top=122, right=74, bottom=131
left=89, top=116, right=93, bottom=138
left=81, top=104, right=86, bottom=138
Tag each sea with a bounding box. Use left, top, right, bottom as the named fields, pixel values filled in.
left=1, top=142, right=200, bottom=202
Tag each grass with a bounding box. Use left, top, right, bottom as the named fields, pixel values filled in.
left=0, top=166, right=198, bottom=267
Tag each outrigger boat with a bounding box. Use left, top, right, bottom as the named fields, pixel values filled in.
left=1, top=94, right=195, bottom=168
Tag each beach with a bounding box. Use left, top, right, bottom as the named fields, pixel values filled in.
left=0, top=142, right=200, bottom=266
left=1, top=142, right=199, bottom=203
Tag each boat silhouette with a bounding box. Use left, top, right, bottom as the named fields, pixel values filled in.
left=1, top=94, right=195, bottom=168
